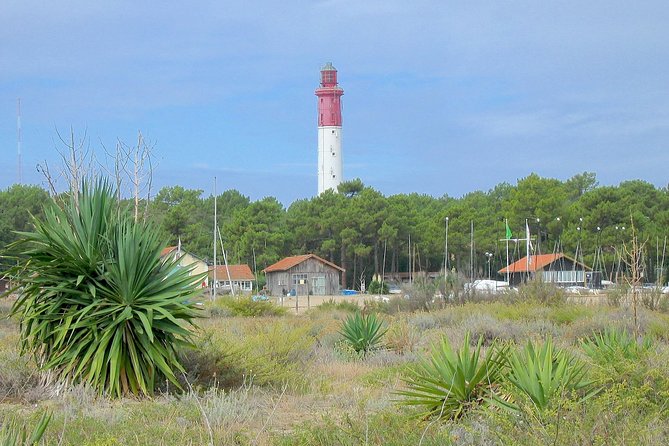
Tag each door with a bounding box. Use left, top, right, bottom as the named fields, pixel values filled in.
left=312, top=276, right=326, bottom=295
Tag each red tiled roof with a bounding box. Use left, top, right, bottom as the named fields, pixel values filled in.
left=498, top=253, right=589, bottom=274
left=208, top=264, right=254, bottom=281
left=262, top=254, right=345, bottom=273
left=160, top=246, right=177, bottom=257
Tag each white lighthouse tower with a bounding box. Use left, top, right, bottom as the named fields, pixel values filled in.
left=315, top=62, right=344, bottom=194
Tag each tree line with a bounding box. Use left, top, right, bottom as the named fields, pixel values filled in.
left=2, top=172, right=669, bottom=288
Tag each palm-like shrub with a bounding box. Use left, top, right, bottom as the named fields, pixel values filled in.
left=581, top=328, right=653, bottom=363
left=0, top=411, right=50, bottom=446
left=5, top=182, right=204, bottom=397
left=498, top=338, right=597, bottom=414
left=338, top=311, right=387, bottom=355
left=397, top=333, right=509, bottom=420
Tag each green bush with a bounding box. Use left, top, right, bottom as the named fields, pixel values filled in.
left=4, top=181, right=203, bottom=397
left=314, top=298, right=360, bottom=313
left=182, top=320, right=316, bottom=390
left=581, top=328, right=653, bottom=364
left=367, top=280, right=389, bottom=294
left=0, top=411, right=51, bottom=446
left=338, top=312, right=387, bottom=356
left=209, top=296, right=287, bottom=317
left=397, top=333, right=509, bottom=420
left=516, top=280, right=566, bottom=305
left=495, top=338, right=598, bottom=416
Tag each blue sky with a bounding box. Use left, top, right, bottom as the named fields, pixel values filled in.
left=1, top=1, right=668, bottom=204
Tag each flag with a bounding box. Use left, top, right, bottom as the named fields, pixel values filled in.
left=505, top=220, right=512, bottom=240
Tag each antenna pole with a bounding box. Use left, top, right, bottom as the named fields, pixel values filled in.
left=212, top=177, right=217, bottom=299
left=17, top=98, right=22, bottom=184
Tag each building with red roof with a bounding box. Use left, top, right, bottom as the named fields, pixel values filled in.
left=209, top=264, right=255, bottom=294
left=263, top=254, right=344, bottom=297
left=498, top=253, right=596, bottom=287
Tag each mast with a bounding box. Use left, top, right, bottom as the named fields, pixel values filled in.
left=470, top=220, right=474, bottom=282
left=525, top=219, right=530, bottom=282
left=505, top=219, right=510, bottom=284
left=17, top=98, right=22, bottom=184
left=444, top=217, right=449, bottom=283
left=217, top=226, right=235, bottom=296
left=212, top=177, right=217, bottom=298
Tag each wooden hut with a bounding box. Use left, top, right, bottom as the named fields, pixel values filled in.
left=263, top=254, right=344, bottom=297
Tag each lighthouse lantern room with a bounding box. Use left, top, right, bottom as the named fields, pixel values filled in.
left=315, top=62, right=344, bottom=194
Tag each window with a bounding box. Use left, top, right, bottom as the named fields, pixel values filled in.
left=292, top=273, right=307, bottom=286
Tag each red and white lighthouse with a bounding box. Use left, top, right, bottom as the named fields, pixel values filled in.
left=315, top=62, right=344, bottom=194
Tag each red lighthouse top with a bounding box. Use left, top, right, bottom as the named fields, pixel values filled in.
left=315, top=62, right=343, bottom=126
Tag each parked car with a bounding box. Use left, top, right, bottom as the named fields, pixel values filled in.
left=388, top=283, right=402, bottom=294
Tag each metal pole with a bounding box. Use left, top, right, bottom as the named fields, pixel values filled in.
left=212, top=177, right=217, bottom=299
left=470, top=220, right=474, bottom=282
left=444, top=217, right=449, bottom=281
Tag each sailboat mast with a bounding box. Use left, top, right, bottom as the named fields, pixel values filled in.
left=505, top=218, right=510, bottom=284
left=470, top=220, right=474, bottom=282
left=525, top=219, right=530, bottom=282
left=212, top=177, right=217, bottom=299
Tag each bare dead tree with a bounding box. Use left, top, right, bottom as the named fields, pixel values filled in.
left=621, top=217, right=647, bottom=338
left=40, top=128, right=156, bottom=221
left=102, top=131, right=156, bottom=222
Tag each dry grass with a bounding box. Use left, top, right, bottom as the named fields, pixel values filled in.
left=1, top=295, right=669, bottom=444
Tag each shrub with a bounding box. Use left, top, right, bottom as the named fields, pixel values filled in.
left=516, top=280, right=566, bottom=305
left=314, top=298, right=360, bottom=313
left=581, top=328, right=653, bottom=364
left=367, top=280, right=389, bottom=294
left=209, top=296, right=287, bottom=317
left=182, top=320, right=316, bottom=390
left=3, top=182, right=203, bottom=397
left=384, top=317, right=419, bottom=354
left=495, top=338, right=598, bottom=416
left=338, top=312, right=387, bottom=356
left=0, top=411, right=51, bottom=446
left=397, top=333, right=509, bottom=420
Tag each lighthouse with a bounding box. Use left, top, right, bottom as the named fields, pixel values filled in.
left=315, top=62, right=344, bottom=194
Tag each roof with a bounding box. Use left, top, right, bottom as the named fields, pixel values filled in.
left=321, top=62, right=336, bottom=71
left=160, top=246, right=178, bottom=257
left=209, top=264, right=254, bottom=281
left=160, top=246, right=207, bottom=264
left=498, top=253, right=591, bottom=274
left=263, top=254, right=345, bottom=273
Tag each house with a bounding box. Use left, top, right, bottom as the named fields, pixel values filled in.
left=498, top=253, right=598, bottom=288
left=263, top=254, right=344, bottom=297
left=160, top=246, right=209, bottom=288
left=209, top=264, right=255, bottom=294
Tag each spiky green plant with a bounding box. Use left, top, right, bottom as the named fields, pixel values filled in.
left=3, top=181, right=204, bottom=397
left=496, top=338, right=598, bottom=415
left=0, top=411, right=51, bottom=446
left=397, top=333, right=509, bottom=420
left=338, top=311, right=387, bottom=355
left=581, top=327, right=653, bottom=364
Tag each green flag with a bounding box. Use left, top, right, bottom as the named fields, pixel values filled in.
left=505, top=221, right=512, bottom=240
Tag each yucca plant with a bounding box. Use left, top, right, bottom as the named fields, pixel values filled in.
left=3, top=181, right=204, bottom=397
left=496, top=338, right=598, bottom=415
left=0, top=411, right=51, bottom=446
left=397, top=333, right=509, bottom=420
left=338, top=311, right=387, bottom=355
left=581, top=327, right=653, bottom=364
